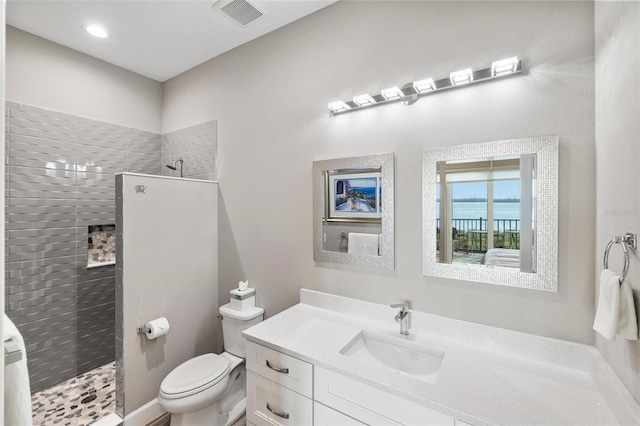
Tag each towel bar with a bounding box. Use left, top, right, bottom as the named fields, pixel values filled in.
left=4, top=338, right=23, bottom=366
left=604, top=233, right=637, bottom=284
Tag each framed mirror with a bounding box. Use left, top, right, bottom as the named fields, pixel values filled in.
left=313, top=153, right=394, bottom=270
left=423, top=136, right=558, bottom=291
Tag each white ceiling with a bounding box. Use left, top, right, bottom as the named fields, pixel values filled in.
left=6, top=0, right=337, bottom=82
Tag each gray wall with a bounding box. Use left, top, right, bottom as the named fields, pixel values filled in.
left=4, top=101, right=161, bottom=392
left=5, top=27, right=219, bottom=394
left=162, top=1, right=596, bottom=344
left=595, top=2, right=640, bottom=402
left=6, top=26, right=162, bottom=133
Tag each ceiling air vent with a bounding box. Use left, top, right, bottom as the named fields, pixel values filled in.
left=213, top=0, right=264, bottom=27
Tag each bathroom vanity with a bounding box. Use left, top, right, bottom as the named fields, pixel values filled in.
left=243, top=290, right=640, bottom=425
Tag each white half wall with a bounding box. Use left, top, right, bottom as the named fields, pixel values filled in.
left=6, top=26, right=162, bottom=133
left=0, top=1, right=6, bottom=422
left=162, top=1, right=596, bottom=344
left=116, top=174, right=218, bottom=415
left=595, top=1, right=640, bottom=402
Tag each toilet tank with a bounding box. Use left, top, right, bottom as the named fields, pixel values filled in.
left=219, top=304, right=264, bottom=358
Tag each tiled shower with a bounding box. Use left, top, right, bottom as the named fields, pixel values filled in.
left=4, top=101, right=216, bottom=403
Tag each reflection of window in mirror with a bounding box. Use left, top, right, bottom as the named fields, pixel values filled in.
left=436, top=155, right=536, bottom=272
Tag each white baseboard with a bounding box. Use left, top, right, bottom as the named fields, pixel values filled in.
left=124, top=398, right=166, bottom=426
left=92, top=413, right=123, bottom=426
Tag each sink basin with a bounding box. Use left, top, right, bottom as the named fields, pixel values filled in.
left=340, top=330, right=444, bottom=384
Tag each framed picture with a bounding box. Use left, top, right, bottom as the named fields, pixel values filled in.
left=326, top=170, right=382, bottom=222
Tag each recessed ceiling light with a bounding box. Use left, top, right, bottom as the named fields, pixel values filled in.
left=84, top=25, right=109, bottom=39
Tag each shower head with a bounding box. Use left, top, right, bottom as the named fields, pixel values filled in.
left=166, top=158, right=184, bottom=177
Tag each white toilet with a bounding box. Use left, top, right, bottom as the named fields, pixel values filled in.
left=158, top=304, right=264, bottom=426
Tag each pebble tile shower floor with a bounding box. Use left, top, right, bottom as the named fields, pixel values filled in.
left=31, top=362, right=115, bottom=426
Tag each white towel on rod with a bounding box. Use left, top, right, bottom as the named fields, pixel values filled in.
left=4, top=314, right=32, bottom=426
left=618, top=278, right=638, bottom=340
left=593, top=269, right=639, bottom=340
left=347, top=233, right=380, bottom=256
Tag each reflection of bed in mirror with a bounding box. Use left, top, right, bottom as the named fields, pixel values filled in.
left=482, top=248, right=520, bottom=269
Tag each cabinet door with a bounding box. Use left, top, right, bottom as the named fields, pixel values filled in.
left=247, top=371, right=313, bottom=426
left=315, top=366, right=454, bottom=426
left=314, top=402, right=366, bottom=426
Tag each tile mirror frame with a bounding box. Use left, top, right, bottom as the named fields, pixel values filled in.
left=313, top=153, right=395, bottom=270
left=422, top=136, right=558, bottom=292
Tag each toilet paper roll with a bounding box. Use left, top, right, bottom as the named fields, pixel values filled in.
left=145, top=317, right=170, bottom=340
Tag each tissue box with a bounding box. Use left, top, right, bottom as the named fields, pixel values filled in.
left=230, top=288, right=255, bottom=311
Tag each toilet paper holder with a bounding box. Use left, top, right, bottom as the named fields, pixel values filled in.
left=137, top=325, right=151, bottom=334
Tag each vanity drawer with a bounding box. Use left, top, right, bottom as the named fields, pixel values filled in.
left=247, top=370, right=313, bottom=426
left=246, top=340, right=313, bottom=398
left=314, top=402, right=366, bottom=426
left=315, top=366, right=454, bottom=425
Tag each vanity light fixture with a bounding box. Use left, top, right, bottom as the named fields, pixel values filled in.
left=328, top=101, right=351, bottom=113
left=328, top=57, right=522, bottom=115
left=381, top=87, right=404, bottom=101
left=84, top=24, right=109, bottom=39
left=413, top=78, right=436, bottom=94
left=491, top=56, right=519, bottom=77
left=449, top=68, right=474, bottom=86
left=353, top=94, right=376, bottom=107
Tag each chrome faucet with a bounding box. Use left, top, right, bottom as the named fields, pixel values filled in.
left=390, top=303, right=410, bottom=336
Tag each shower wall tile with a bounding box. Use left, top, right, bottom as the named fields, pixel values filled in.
left=76, top=117, right=127, bottom=150
left=76, top=302, right=116, bottom=372
left=4, top=101, right=162, bottom=392
left=127, top=153, right=162, bottom=175
left=9, top=105, right=77, bottom=143
left=161, top=121, right=217, bottom=180
left=29, top=342, right=77, bottom=393
left=128, top=128, right=161, bottom=175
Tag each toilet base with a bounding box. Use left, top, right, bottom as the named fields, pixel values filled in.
left=169, top=400, right=219, bottom=426
left=169, top=398, right=245, bottom=426
left=219, top=397, right=246, bottom=426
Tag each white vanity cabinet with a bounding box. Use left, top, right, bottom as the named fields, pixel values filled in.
left=246, top=341, right=458, bottom=426
left=246, top=341, right=314, bottom=425
left=314, top=402, right=366, bottom=425
left=314, top=366, right=454, bottom=426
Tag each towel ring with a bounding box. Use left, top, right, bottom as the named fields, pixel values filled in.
left=604, top=233, right=637, bottom=284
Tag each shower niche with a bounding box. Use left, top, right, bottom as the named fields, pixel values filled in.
left=87, top=224, right=116, bottom=268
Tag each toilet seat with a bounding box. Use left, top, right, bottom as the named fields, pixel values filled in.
left=160, top=353, right=231, bottom=400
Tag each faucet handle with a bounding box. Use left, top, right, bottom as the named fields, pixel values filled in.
left=390, top=302, right=408, bottom=311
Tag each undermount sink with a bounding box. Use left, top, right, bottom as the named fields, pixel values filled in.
left=340, top=330, right=444, bottom=384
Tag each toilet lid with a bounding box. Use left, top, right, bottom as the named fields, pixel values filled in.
left=160, top=353, right=231, bottom=397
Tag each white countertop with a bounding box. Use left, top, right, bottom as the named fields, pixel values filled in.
left=242, top=289, right=640, bottom=426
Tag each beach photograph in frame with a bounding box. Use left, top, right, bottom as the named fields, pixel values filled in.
left=328, top=171, right=382, bottom=221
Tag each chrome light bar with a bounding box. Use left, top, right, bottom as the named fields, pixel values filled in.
left=328, top=57, right=522, bottom=115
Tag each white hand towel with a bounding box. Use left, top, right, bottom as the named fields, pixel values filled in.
left=4, top=314, right=33, bottom=426
left=593, top=269, right=640, bottom=341
left=618, top=279, right=639, bottom=340
left=347, top=233, right=380, bottom=256
left=593, top=269, right=621, bottom=340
